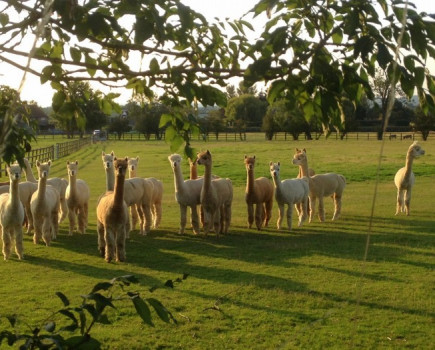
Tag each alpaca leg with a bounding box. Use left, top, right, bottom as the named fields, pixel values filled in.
left=223, top=203, right=232, bottom=234
left=247, top=203, right=254, bottom=229
left=42, top=219, right=52, bottom=246
left=190, top=205, right=200, bottom=235
left=309, top=196, right=317, bottom=223
left=277, top=203, right=284, bottom=230
left=141, top=204, right=152, bottom=235
left=213, top=210, right=222, bottom=238
left=115, top=225, right=126, bottom=262
left=14, top=225, right=24, bottom=260
left=33, top=215, right=43, bottom=244
left=332, top=193, right=342, bottom=220
left=179, top=204, right=187, bottom=235
left=25, top=205, right=33, bottom=234
left=104, top=228, right=115, bottom=263
left=51, top=210, right=59, bottom=241
left=254, top=203, right=263, bottom=230
left=286, top=204, right=293, bottom=231
left=404, top=189, right=412, bottom=216
left=67, top=208, right=76, bottom=235
left=301, top=197, right=308, bottom=224
left=318, top=197, right=325, bottom=222
left=58, top=198, right=68, bottom=223
left=264, top=199, right=273, bottom=227
left=202, top=210, right=213, bottom=236
left=82, top=202, right=89, bottom=232
left=395, top=189, right=404, bottom=215
left=1, top=227, right=11, bottom=260
left=155, top=202, right=162, bottom=228
left=97, top=220, right=105, bottom=257
left=130, top=204, right=139, bottom=230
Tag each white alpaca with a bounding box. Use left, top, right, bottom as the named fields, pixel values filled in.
left=128, top=156, right=163, bottom=229
left=101, top=151, right=153, bottom=235
left=394, top=141, right=425, bottom=215
left=197, top=150, right=233, bottom=237
left=168, top=154, right=203, bottom=235
left=0, top=181, right=37, bottom=234
left=65, top=160, right=90, bottom=235
left=30, top=160, right=60, bottom=246
left=23, top=158, right=68, bottom=224
left=269, top=162, right=309, bottom=231
left=292, top=148, right=346, bottom=222
left=0, top=164, right=25, bottom=260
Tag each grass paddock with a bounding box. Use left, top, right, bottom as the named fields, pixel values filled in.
left=1, top=137, right=434, bottom=349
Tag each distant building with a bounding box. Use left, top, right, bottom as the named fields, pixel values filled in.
left=28, top=104, right=53, bottom=131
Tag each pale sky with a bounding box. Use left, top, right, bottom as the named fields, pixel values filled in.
left=0, top=0, right=433, bottom=107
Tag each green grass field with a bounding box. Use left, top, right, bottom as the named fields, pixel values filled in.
left=1, top=136, right=434, bottom=349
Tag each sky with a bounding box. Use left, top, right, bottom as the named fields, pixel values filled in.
left=0, top=0, right=433, bottom=107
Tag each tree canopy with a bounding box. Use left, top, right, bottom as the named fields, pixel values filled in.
left=0, top=0, right=434, bottom=160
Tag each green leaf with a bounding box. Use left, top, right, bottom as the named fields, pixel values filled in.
left=267, top=80, right=286, bottom=104
left=0, top=13, right=9, bottom=26
left=376, top=43, right=392, bottom=68
left=414, top=67, right=425, bottom=87
left=56, top=291, right=70, bottom=307
left=70, top=47, right=81, bottom=62
left=131, top=296, right=153, bottom=326
left=159, top=113, right=173, bottom=128
left=164, top=125, right=177, bottom=141
left=44, top=321, right=56, bottom=333
left=150, top=58, right=160, bottom=74
left=135, top=16, right=154, bottom=44
left=332, top=28, right=343, bottom=44
left=169, top=135, right=184, bottom=152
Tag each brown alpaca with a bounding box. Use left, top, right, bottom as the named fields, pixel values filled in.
left=96, top=157, right=129, bottom=262
left=65, top=161, right=90, bottom=235
left=0, top=164, right=25, bottom=260
left=292, top=148, right=346, bottom=222
left=128, top=156, right=163, bottom=229
left=394, top=141, right=425, bottom=215
left=30, top=160, right=60, bottom=246
left=197, top=150, right=233, bottom=237
left=244, top=155, right=274, bottom=230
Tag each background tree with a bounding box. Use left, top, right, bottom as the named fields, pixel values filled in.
left=107, top=116, right=131, bottom=140
left=225, top=94, right=268, bottom=130
left=200, top=108, right=226, bottom=140
left=410, top=107, right=435, bottom=140
left=131, top=102, right=169, bottom=140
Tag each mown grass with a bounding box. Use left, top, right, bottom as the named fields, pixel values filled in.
left=1, top=137, right=434, bottom=349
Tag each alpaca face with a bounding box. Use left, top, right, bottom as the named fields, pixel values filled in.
left=292, top=150, right=307, bottom=166
left=36, top=161, right=51, bottom=179
left=409, top=142, right=425, bottom=158
left=269, top=162, right=281, bottom=179
left=114, top=158, right=128, bottom=177
left=7, top=164, right=22, bottom=181
left=102, top=151, right=115, bottom=170
left=168, top=154, right=182, bottom=169
left=67, top=161, right=79, bottom=177
left=128, top=157, right=139, bottom=172
left=244, top=155, right=256, bottom=171
left=197, top=150, right=212, bottom=166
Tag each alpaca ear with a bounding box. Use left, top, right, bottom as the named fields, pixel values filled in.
left=75, top=160, right=78, bottom=165
left=67, top=161, right=70, bottom=165
left=102, top=151, right=105, bottom=156
left=206, top=150, right=210, bottom=155
left=295, top=148, right=299, bottom=152
left=36, top=160, right=40, bottom=166
left=244, top=155, right=247, bottom=159
left=114, top=156, right=117, bottom=161
left=269, top=161, right=273, bottom=166
left=48, top=160, right=52, bottom=166
left=136, top=156, right=139, bottom=161
left=111, top=151, right=115, bottom=156
left=278, top=162, right=280, bottom=166
left=253, top=155, right=256, bottom=159
left=303, top=148, right=306, bottom=152
left=124, top=157, right=128, bottom=161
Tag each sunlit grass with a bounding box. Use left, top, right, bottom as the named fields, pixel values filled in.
left=0, top=137, right=434, bottom=349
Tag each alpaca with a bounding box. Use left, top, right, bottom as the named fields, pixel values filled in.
left=0, top=164, right=25, bottom=260
left=292, top=148, right=346, bottom=222
left=0, top=181, right=37, bottom=234
left=197, top=150, right=233, bottom=237
left=394, top=141, right=425, bottom=215
left=269, top=162, right=309, bottom=231
left=96, top=157, right=129, bottom=262
left=168, top=154, right=203, bottom=235
left=101, top=151, right=153, bottom=235
left=23, top=158, right=68, bottom=225
left=128, top=156, right=163, bottom=229
left=65, top=161, right=90, bottom=235
left=30, top=160, right=60, bottom=246
left=188, top=157, right=199, bottom=180
left=244, top=155, right=274, bottom=230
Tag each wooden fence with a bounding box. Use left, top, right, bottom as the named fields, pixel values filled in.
left=0, top=137, right=91, bottom=177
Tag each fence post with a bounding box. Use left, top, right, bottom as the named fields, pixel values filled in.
left=55, top=144, right=59, bottom=160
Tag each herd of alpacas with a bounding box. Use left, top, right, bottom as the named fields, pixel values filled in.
left=0, top=141, right=425, bottom=262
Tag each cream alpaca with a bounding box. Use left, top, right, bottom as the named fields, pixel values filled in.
left=23, top=158, right=68, bottom=225
left=244, top=155, right=274, bottom=230
left=197, top=150, right=233, bottom=237
left=269, top=162, right=309, bottom=231
left=394, top=141, right=425, bottom=215
left=65, top=161, right=90, bottom=235
left=30, top=160, right=60, bottom=246
left=292, top=148, right=346, bottom=222
left=128, top=156, right=163, bottom=229
left=101, top=151, right=153, bottom=235
left=0, top=164, right=25, bottom=260
left=97, top=157, right=129, bottom=262
left=168, top=154, right=203, bottom=235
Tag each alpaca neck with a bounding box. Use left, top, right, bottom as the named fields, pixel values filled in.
left=271, top=174, right=281, bottom=191
left=113, top=173, right=125, bottom=208
left=203, top=162, right=212, bottom=192
left=246, top=168, right=255, bottom=194
left=24, top=160, right=37, bottom=183
left=68, top=174, right=77, bottom=197
left=106, top=167, right=115, bottom=191
left=172, top=166, right=186, bottom=194
left=190, top=164, right=198, bottom=180
left=299, top=159, right=310, bottom=177
left=9, top=179, right=20, bottom=207
left=129, top=168, right=137, bottom=178
left=404, top=154, right=415, bottom=180
left=36, top=177, right=47, bottom=204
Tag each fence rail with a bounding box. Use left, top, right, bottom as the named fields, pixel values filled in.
left=0, top=137, right=91, bottom=177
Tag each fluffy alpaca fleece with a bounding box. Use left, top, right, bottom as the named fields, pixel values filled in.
left=0, top=164, right=25, bottom=260
left=96, top=157, right=129, bottom=262
left=197, top=150, right=233, bottom=237
left=168, top=154, right=203, bottom=235
left=0, top=181, right=38, bottom=234
left=101, top=151, right=153, bottom=235
left=269, top=162, right=309, bottom=231
left=23, top=158, right=68, bottom=224
left=244, top=155, right=274, bottom=230
left=30, top=160, right=60, bottom=246
left=394, top=141, right=425, bottom=215
left=65, top=161, right=90, bottom=235
left=292, top=148, right=346, bottom=222
left=128, top=156, right=163, bottom=229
